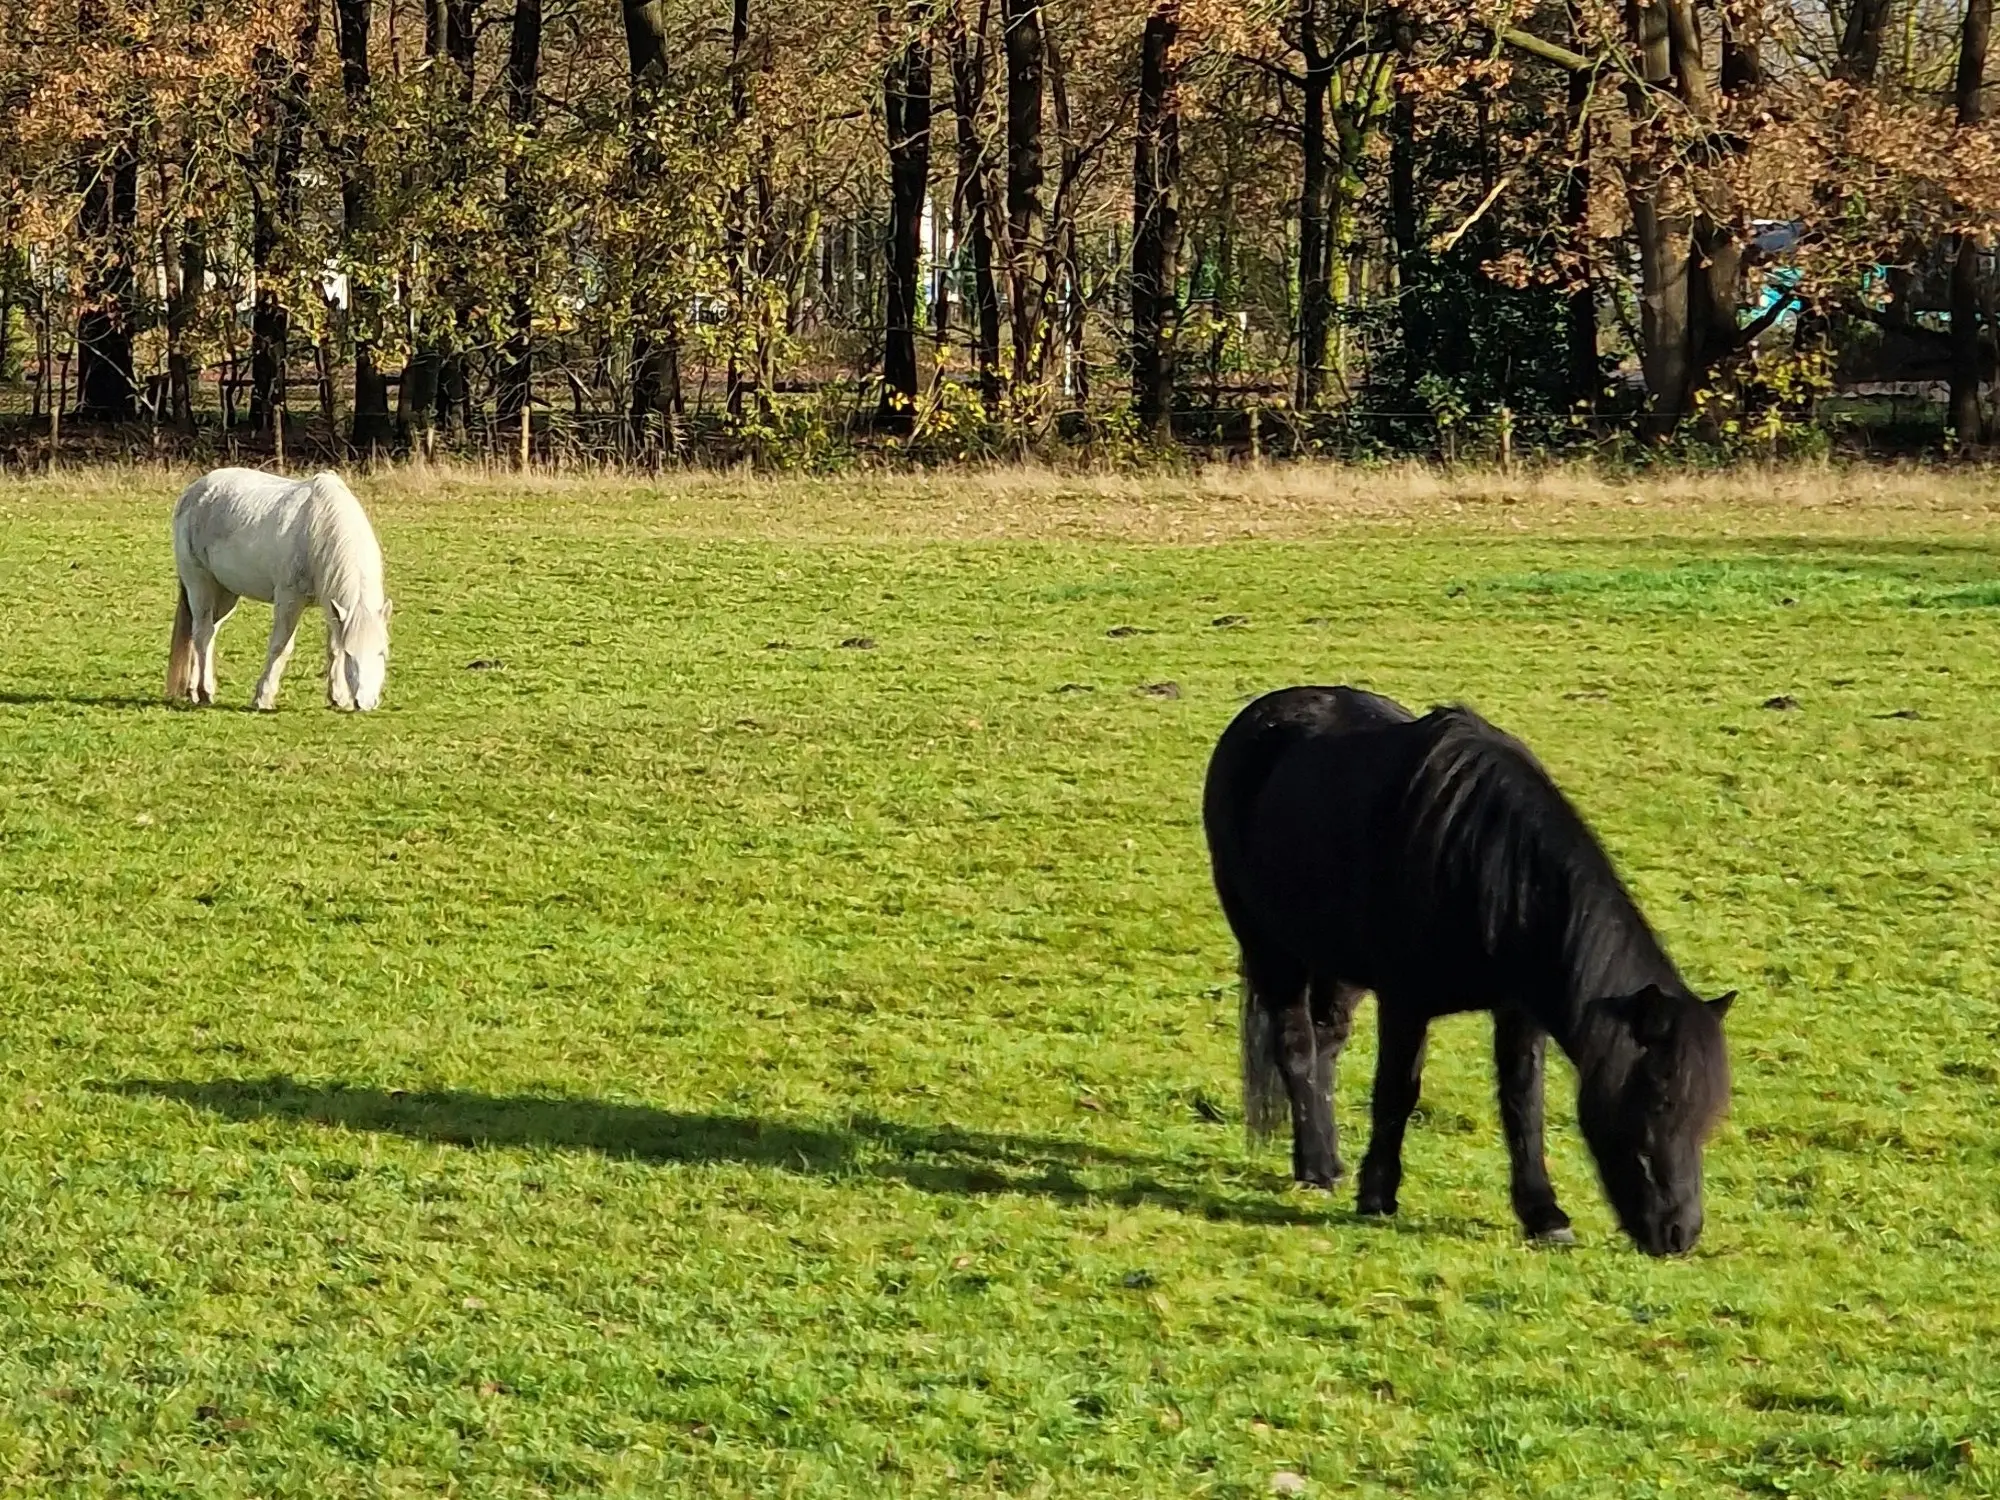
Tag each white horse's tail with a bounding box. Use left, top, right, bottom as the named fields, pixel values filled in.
left=166, top=580, right=198, bottom=702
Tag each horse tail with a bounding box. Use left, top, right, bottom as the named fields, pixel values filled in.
left=1206, top=697, right=1320, bottom=1143
left=1239, top=959, right=1289, bottom=1141
left=166, top=579, right=197, bottom=702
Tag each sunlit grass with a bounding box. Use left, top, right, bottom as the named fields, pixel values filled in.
left=0, top=464, right=1995, bottom=1496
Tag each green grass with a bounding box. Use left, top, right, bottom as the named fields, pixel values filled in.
left=1, top=468, right=1998, bottom=1497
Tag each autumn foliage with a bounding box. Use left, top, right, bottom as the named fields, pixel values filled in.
left=2, top=0, right=1999, bottom=456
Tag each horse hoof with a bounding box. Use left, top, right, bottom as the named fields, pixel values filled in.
left=1355, top=1194, right=1397, bottom=1218
left=1531, top=1226, right=1576, bottom=1247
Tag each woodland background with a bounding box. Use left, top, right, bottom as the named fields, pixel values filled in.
left=4, top=0, right=2000, bottom=465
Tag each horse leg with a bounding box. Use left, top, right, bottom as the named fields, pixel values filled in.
left=323, top=606, right=356, bottom=710
left=1356, top=1000, right=1429, bottom=1217
left=1494, top=1006, right=1573, bottom=1243
left=1247, top=950, right=1338, bottom=1187
left=199, top=590, right=237, bottom=705
left=184, top=577, right=237, bottom=707
left=1310, top=978, right=1364, bottom=1181
left=252, top=594, right=306, bottom=711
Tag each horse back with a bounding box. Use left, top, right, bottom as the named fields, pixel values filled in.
left=1208, top=689, right=1675, bottom=1012
left=173, top=468, right=317, bottom=601
left=1204, top=688, right=1421, bottom=961
left=174, top=469, right=307, bottom=543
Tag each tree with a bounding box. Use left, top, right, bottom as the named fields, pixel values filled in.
left=249, top=4, right=318, bottom=433
left=1836, top=0, right=1896, bottom=85
left=948, top=0, right=1003, bottom=410
left=1131, top=1, right=1180, bottom=432
left=1294, top=0, right=1333, bottom=409
left=75, top=0, right=138, bottom=421
left=725, top=0, right=758, bottom=420
left=1951, top=0, right=1992, bottom=444
left=3, top=0, right=1994, bottom=464
left=432, top=0, right=480, bottom=434
left=880, top=2, right=933, bottom=431
left=1562, top=7, right=1597, bottom=410
left=497, top=0, right=543, bottom=422
left=622, top=0, right=683, bottom=443
left=1001, top=0, right=1045, bottom=398
left=334, top=0, right=392, bottom=446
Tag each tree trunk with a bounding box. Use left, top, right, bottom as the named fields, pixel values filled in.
left=724, top=1, right=760, bottom=424
left=165, top=217, right=202, bottom=431
left=1388, top=34, right=1429, bottom=403
left=410, top=0, right=477, bottom=439
left=1059, top=228, right=1087, bottom=406
left=1836, top=0, right=1894, bottom=82
left=1208, top=165, right=1237, bottom=401
left=250, top=289, right=292, bottom=434
left=1131, top=2, right=1180, bottom=433
left=1001, top=0, right=1044, bottom=397
left=335, top=0, right=391, bottom=447
left=1563, top=18, right=1596, bottom=409
left=252, top=4, right=316, bottom=433
left=1688, top=217, right=1743, bottom=401
left=1327, top=62, right=1387, bottom=393
left=1295, top=2, right=1332, bottom=409
left=75, top=146, right=138, bottom=421
left=1952, top=0, right=1992, bottom=444
left=498, top=0, right=543, bottom=421
left=623, top=0, right=684, bottom=443
left=250, top=51, right=282, bottom=426
left=1044, top=28, right=1087, bottom=408
left=949, top=1, right=1002, bottom=412
left=401, top=347, right=441, bottom=439
left=1675, top=0, right=1746, bottom=426
left=1722, top=0, right=1762, bottom=91
left=444, top=0, right=475, bottom=81
left=1624, top=0, right=1695, bottom=436
left=881, top=4, right=932, bottom=432
left=725, top=0, right=755, bottom=419
left=76, top=0, right=138, bottom=423
left=440, top=0, right=477, bottom=432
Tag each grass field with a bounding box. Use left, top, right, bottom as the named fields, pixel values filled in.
left=1, top=462, right=1997, bottom=1497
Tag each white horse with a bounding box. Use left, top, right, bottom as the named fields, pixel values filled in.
left=167, top=468, right=393, bottom=712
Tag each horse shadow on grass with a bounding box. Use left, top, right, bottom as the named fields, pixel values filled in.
left=0, top=689, right=267, bottom=714
left=0, top=690, right=173, bottom=711
left=111, top=1075, right=1446, bottom=1233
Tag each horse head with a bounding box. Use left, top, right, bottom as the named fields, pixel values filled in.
left=329, top=597, right=393, bottom=712
left=1573, top=984, right=1734, bottom=1256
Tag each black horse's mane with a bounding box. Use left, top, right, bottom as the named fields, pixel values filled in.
left=1400, top=706, right=1682, bottom=1011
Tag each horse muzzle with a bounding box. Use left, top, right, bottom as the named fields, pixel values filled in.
left=1631, top=1209, right=1702, bottom=1257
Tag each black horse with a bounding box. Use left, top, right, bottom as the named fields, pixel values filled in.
left=1203, top=686, right=1734, bottom=1256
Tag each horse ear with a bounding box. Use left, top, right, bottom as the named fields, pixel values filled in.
left=1631, top=985, right=1677, bottom=1045
left=380, top=598, right=394, bottom=625
left=1707, top=990, right=1737, bottom=1021
left=330, top=599, right=351, bottom=628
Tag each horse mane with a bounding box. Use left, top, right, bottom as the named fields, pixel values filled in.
left=303, top=472, right=385, bottom=609
left=1400, top=706, right=1681, bottom=1014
